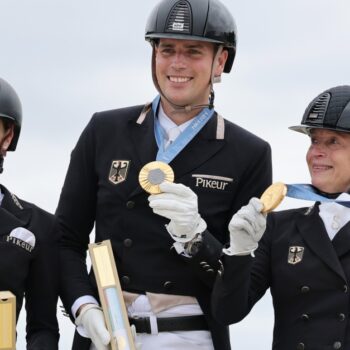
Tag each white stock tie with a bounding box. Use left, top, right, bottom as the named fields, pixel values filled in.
left=165, top=127, right=181, bottom=149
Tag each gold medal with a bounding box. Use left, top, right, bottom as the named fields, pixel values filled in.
left=260, top=182, right=287, bottom=213
left=138, top=161, right=174, bottom=194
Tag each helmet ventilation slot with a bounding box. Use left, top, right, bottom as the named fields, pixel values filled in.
left=307, top=92, right=330, bottom=121
left=166, top=1, right=192, bottom=33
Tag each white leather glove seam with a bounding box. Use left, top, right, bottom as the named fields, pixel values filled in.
left=75, top=304, right=103, bottom=326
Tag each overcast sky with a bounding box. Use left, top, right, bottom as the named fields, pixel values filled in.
left=1, top=0, right=350, bottom=349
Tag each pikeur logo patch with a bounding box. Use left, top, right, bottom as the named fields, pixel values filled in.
left=109, top=160, right=130, bottom=185
left=192, top=174, right=233, bottom=190
left=5, top=235, right=34, bottom=253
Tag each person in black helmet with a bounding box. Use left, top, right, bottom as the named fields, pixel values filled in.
left=0, top=77, right=59, bottom=349
left=56, top=0, right=271, bottom=349
left=212, top=85, right=350, bottom=350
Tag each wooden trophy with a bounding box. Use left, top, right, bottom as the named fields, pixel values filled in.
left=89, top=240, right=136, bottom=350
left=0, top=291, right=16, bottom=350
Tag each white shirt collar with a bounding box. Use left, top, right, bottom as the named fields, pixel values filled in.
left=158, top=103, right=193, bottom=139
left=319, top=192, right=350, bottom=240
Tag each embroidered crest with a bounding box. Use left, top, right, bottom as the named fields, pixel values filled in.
left=108, top=160, right=130, bottom=185
left=288, top=246, right=304, bottom=265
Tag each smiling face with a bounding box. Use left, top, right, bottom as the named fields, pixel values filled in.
left=154, top=38, right=227, bottom=121
left=306, top=128, right=350, bottom=193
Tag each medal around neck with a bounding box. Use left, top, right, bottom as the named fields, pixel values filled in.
left=139, top=161, right=174, bottom=194
left=260, top=182, right=287, bottom=213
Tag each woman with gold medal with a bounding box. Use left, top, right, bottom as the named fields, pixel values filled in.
left=212, top=85, right=350, bottom=350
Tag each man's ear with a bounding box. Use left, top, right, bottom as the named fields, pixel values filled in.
left=213, top=49, right=228, bottom=83
left=215, top=49, right=228, bottom=76
left=1, top=124, right=14, bottom=154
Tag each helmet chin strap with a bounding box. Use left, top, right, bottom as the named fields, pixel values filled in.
left=151, top=44, right=224, bottom=115
left=0, top=143, right=5, bottom=173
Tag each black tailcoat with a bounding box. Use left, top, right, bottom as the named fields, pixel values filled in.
left=57, top=105, right=272, bottom=350
left=0, top=185, right=59, bottom=349
left=212, top=204, right=350, bottom=350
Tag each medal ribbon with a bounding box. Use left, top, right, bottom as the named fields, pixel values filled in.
left=287, top=184, right=350, bottom=208
left=152, top=95, right=214, bottom=163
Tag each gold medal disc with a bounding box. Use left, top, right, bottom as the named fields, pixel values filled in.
left=138, top=161, right=174, bottom=194
left=260, top=182, right=287, bottom=213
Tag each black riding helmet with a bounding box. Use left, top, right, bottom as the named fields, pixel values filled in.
left=290, top=85, right=350, bottom=135
left=145, top=0, right=237, bottom=73
left=0, top=78, right=22, bottom=151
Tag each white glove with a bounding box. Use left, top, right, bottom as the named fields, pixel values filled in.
left=148, top=182, right=207, bottom=243
left=224, top=197, right=266, bottom=256
left=75, top=304, right=110, bottom=350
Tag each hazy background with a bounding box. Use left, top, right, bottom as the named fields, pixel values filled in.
left=1, top=0, right=349, bottom=348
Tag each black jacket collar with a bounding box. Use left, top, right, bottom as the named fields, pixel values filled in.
left=0, top=185, right=31, bottom=235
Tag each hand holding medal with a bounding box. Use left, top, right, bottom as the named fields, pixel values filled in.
left=225, top=182, right=288, bottom=256
left=140, top=161, right=207, bottom=244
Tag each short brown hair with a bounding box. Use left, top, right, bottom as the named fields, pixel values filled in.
left=0, top=118, right=13, bottom=130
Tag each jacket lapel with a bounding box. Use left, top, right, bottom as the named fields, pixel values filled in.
left=296, top=205, right=346, bottom=281
left=170, top=114, right=225, bottom=180
left=129, top=108, right=158, bottom=170
left=0, top=185, right=31, bottom=236
left=128, top=108, right=158, bottom=197
left=331, top=222, right=350, bottom=258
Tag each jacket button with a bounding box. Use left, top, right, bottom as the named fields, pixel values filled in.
left=344, top=285, right=348, bottom=293
left=121, top=276, right=130, bottom=285
left=339, top=313, right=346, bottom=321
left=123, top=238, right=133, bottom=248
left=301, top=286, right=310, bottom=293
left=301, top=314, right=309, bottom=321
left=164, top=281, right=173, bottom=290
left=297, top=343, right=305, bottom=350
left=333, top=341, right=342, bottom=349
left=126, top=201, right=135, bottom=209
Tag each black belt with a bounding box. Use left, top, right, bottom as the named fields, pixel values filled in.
left=128, top=315, right=209, bottom=333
